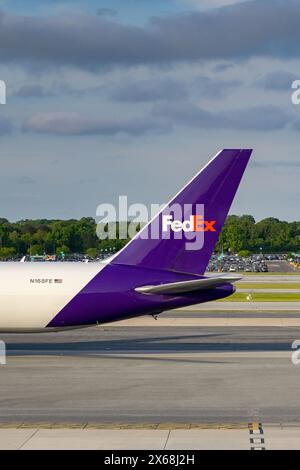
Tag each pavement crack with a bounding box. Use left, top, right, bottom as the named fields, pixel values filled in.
left=18, top=428, right=39, bottom=450
left=163, top=429, right=171, bottom=450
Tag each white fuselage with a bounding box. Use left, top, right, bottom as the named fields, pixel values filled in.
left=0, top=262, right=105, bottom=332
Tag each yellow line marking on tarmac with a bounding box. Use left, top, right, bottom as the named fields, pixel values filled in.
left=0, top=423, right=24, bottom=429
left=0, top=422, right=250, bottom=430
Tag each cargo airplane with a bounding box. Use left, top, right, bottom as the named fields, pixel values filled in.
left=0, top=149, right=252, bottom=332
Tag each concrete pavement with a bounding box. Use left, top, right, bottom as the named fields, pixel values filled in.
left=178, top=301, right=300, bottom=311
left=0, top=424, right=299, bottom=449
left=111, top=315, right=300, bottom=326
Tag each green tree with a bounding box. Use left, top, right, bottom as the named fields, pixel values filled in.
left=86, top=247, right=98, bottom=258
left=0, top=247, right=16, bottom=259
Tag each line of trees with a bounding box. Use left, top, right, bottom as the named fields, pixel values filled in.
left=0, top=217, right=128, bottom=259
left=0, top=215, right=299, bottom=259
left=215, top=215, right=300, bottom=254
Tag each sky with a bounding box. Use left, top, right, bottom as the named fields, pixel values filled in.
left=0, top=0, right=299, bottom=222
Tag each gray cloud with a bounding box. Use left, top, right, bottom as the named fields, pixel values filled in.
left=97, top=8, right=118, bottom=17
left=0, top=117, right=13, bottom=135
left=14, top=84, right=53, bottom=98
left=290, top=118, right=300, bottom=131
left=153, top=102, right=291, bottom=130
left=153, top=102, right=214, bottom=127
left=14, top=82, right=104, bottom=99
left=212, top=62, right=235, bottom=73
left=109, top=75, right=240, bottom=104
left=17, top=176, right=36, bottom=185
left=110, top=78, right=188, bottom=102
left=0, top=1, right=300, bottom=69
left=220, top=105, right=290, bottom=130
left=35, top=76, right=232, bottom=103
left=74, top=177, right=98, bottom=184
left=22, top=112, right=171, bottom=136
left=257, top=70, right=298, bottom=90
left=253, top=159, right=300, bottom=167
left=193, top=76, right=242, bottom=99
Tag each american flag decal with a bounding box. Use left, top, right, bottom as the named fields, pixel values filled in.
left=54, top=279, right=63, bottom=284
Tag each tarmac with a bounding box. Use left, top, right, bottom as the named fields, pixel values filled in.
left=2, top=424, right=300, bottom=450
left=178, top=301, right=300, bottom=311
left=1, top=296, right=300, bottom=449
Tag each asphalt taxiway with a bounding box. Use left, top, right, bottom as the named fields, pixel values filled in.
left=2, top=308, right=300, bottom=449
left=1, top=318, right=300, bottom=425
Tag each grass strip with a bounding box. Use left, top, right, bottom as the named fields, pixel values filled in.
left=236, top=283, right=300, bottom=290
left=219, top=292, right=300, bottom=302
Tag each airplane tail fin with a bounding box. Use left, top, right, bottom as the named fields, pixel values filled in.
left=111, top=149, right=252, bottom=276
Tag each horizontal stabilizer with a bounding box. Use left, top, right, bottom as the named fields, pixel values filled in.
left=135, top=275, right=241, bottom=295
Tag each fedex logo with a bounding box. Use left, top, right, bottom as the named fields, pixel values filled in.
left=162, top=215, right=216, bottom=233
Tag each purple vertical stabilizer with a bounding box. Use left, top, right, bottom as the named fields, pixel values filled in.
left=112, top=149, right=252, bottom=275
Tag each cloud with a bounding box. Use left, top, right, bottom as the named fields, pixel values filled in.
left=109, top=76, right=239, bottom=104
left=193, top=76, right=242, bottom=99
left=17, top=176, right=36, bottom=185
left=0, top=117, right=12, bottom=135
left=256, top=71, right=299, bottom=90
left=212, top=62, right=235, bottom=73
left=22, top=112, right=171, bottom=136
left=28, top=75, right=239, bottom=103
left=97, top=8, right=118, bottom=17
left=0, top=1, right=300, bottom=69
left=14, top=82, right=102, bottom=98
left=220, top=105, right=291, bottom=130
left=178, top=0, right=246, bottom=9
left=153, top=101, right=291, bottom=130
left=110, top=78, right=188, bottom=102
left=290, top=118, right=300, bottom=132
left=14, top=84, right=53, bottom=98
left=252, top=159, right=300, bottom=168
left=74, top=177, right=98, bottom=184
